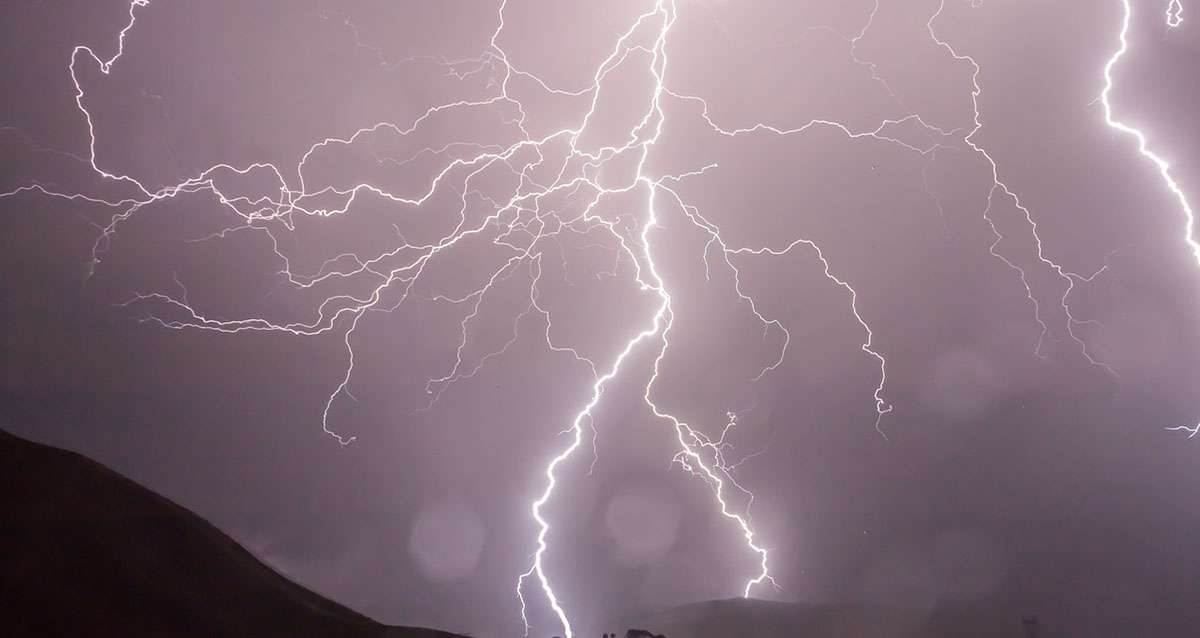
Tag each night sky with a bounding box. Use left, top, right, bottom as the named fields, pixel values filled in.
left=3, top=1, right=1200, bottom=636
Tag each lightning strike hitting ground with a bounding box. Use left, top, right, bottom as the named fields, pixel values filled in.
left=4, top=0, right=1196, bottom=636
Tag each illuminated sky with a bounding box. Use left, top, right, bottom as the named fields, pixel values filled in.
left=2, top=1, right=1200, bottom=636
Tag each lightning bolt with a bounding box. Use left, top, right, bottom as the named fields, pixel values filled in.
left=12, top=0, right=1196, bottom=636
left=1096, top=0, right=1197, bottom=435
left=9, top=2, right=793, bottom=635
left=1168, top=0, right=1185, bottom=28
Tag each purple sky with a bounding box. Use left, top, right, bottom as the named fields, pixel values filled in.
left=2, top=1, right=1200, bottom=636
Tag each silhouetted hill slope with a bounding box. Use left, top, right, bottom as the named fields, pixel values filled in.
left=0, top=428, right=462, bottom=638
left=622, top=597, right=1033, bottom=638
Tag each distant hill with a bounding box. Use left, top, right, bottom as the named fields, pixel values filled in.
left=621, top=597, right=1036, bottom=638
left=0, top=428, right=463, bottom=638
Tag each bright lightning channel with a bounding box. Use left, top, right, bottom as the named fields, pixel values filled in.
left=1168, top=0, right=1184, bottom=28
left=1096, top=1, right=1197, bottom=435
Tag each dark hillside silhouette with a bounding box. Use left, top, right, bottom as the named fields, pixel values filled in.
left=0, top=428, right=463, bottom=638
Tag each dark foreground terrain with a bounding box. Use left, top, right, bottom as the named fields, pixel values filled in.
left=0, top=428, right=462, bottom=638
left=622, top=597, right=1043, bottom=638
